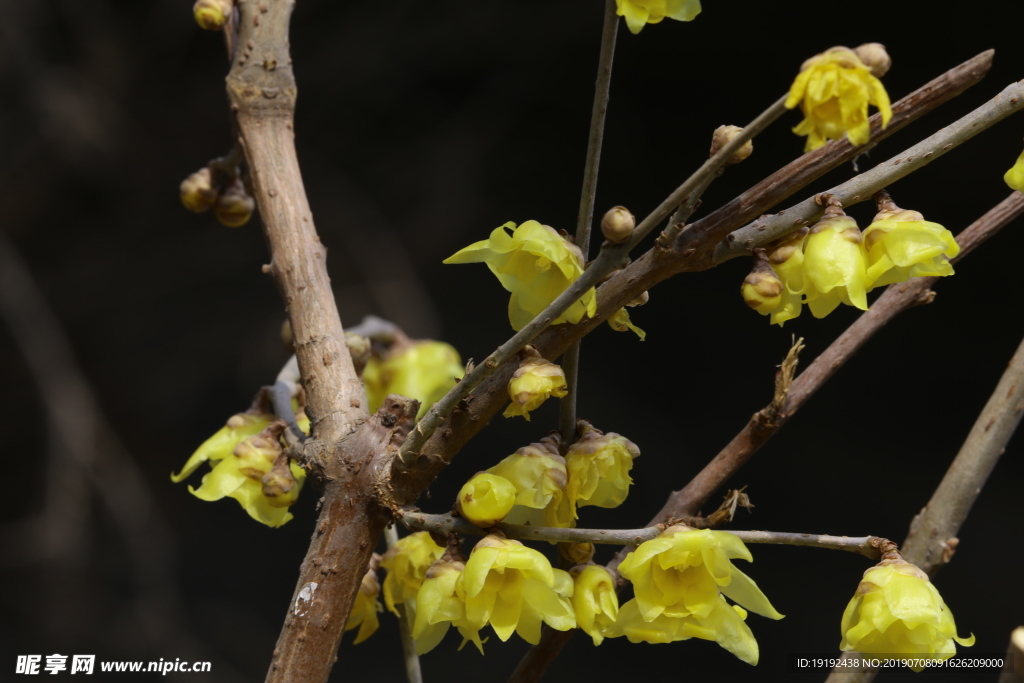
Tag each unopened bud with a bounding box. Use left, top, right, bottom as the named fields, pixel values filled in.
left=741, top=249, right=783, bottom=315
left=180, top=168, right=218, bottom=213
left=193, top=0, right=232, bottom=31
left=456, top=472, right=517, bottom=527
left=503, top=346, right=567, bottom=421
left=601, top=206, right=635, bottom=244
left=345, top=333, right=372, bottom=376
left=214, top=178, right=255, bottom=227
left=710, top=125, right=753, bottom=165
left=854, top=43, right=891, bottom=77
left=559, top=541, right=595, bottom=565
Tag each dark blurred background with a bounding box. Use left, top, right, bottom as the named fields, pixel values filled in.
left=2, top=1, right=1023, bottom=681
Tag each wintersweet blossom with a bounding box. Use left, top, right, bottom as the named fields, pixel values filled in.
left=345, top=568, right=383, bottom=644
left=381, top=532, right=445, bottom=623
left=614, top=0, right=702, bottom=34
left=841, top=559, right=974, bottom=669
left=786, top=46, right=892, bottom=152
left=802, top=202, right=868, bottom=318
left=609, top=526, right=783, bottom=664
left=458, top=534, right=576, bottom=644
left=564, top=422, right=639, bottom=517
left=487, top=436, right=572, bottom=529
left=862, top=195, right=959, bottom=289
left=362, top=340, right=464, bottom=419
left=412, top=558, right=486, bottom=655
left=503, top=346, right=568, bottom=420
left=443, top=220, right=597, bottom=331
left=456, top=473, right=518, bottom=527
left=572, top=565, right=620, bottom=646
left=1005, top=149, right=1024, bottom=191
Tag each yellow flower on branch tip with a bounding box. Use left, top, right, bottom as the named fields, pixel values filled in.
left=614, top=0, right=702, bottom=34
left=572, top=565, right=620, bottom=646
left=611, top=526, right=783, bottom=664
left=172, top=410, right=310, bottom=528
left=862, top=200, right=959, bottom=290
left=786, top=47, right=892, bottom=152
left=345, top=568, right=383, bottom=645
left=456, top=473, right=518, bottom=527
left=458, top=534, right=576, bottom=644
left=1004, top=149, right=1024, bottom=191
left=803, top=204, right=868, bottom=318
left=841, top=560, right=974, bottom=669
left=382, top=532, right=445, bottom=621
left=487, top=436, right=573, bottom=530
left=503, top=346, right=567, bottom=421
left=412, top=558, right=487, bottom=655
left=443, top=221, right=597, bottom=331
left=564, top=422, right=639, bottom=517
left=363, top=340, right=464, bottom=420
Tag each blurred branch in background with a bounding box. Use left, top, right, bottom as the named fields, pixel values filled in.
left=0, top=231, right=243, bottom=679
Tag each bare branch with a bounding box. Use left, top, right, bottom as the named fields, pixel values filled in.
left=399, top=510, right=882, bottom=558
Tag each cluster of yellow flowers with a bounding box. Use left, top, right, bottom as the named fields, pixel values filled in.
left=785, top=45, right=892, bottom=152
left=444, top=220, right=644, bottom=339
left=457, top=423, right=639, bottom=531
left=171, top=407, right=310, bottom=527
left=742, top=194, right=959, bottom=325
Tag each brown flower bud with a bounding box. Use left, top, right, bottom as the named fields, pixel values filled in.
left=854, top=43, right=891, bottom=77
left=600, top=206, right=635, bottom=244
left=710, top=125, right=753, bottom=165
left=179, top=167, right=218, bottom=213
left=560, top=541, right=596, bottom=565
left=214, top=178, right=255, bottom=227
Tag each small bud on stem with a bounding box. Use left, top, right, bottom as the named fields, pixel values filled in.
left=600, top=206, right=635, bottom=244
left=710, top=125, right=754, bottom=165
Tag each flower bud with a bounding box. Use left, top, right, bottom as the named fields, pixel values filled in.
left=214, top=178, right=255, bottom=227
left=601, top=206, right=635, bottom=244
left=179, top=167, right=218, bottom=213
left=710, top=125, right=753, bottom=165
left=854, top=42, right=891, bottom=77
left=456, top=472, right=517, bottom=527
left=345, top=567, right=383, bottom=644
left=503, top=346, right=567, bottom=421
left=559, top=541, right=595, bottom=565
left=626, top=290, right=649, bottom=307
left=193, top=0, right=232, bottom=31
left=741, top=248, right=783, bottom=315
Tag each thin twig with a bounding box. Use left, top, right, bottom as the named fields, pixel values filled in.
left=398, top=510, right=881, bottom=558
left=347, top=315, right=404, bottom=344
left=656, top=94, right=788, bottom=247
left=384, top=526, right=423, bottom=683
left=715, top=79, right=1024, bottom=263
left=269, top=380, right=304, bottom=444
left=560, top=0, right=618, bottom=448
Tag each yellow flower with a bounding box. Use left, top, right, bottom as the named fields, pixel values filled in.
left=172, top=411, right=310, bottom=528
left=766, top=228, right=809, bottom=326
left=564, top=422, right=639, bottom=518
left=1004, top=149, right=1024, bottom=191
left=382, top=532, right=445, bottom=622
left=412, top=558, right=486, bottom=655
left=608, top=308, right=647, bottom=340
left=458, top=534, right=576, bottom=644
left=803, top=203, right=868, bottom=318
left=841, top=560, right=974, bottom=669
left=345, top=567, right=383, bottom=645
left=614, top=0, right=702, bottom=34
left=363, top=340, right=464, bottom=420
left=487, top=436, right=573, bottom=529
left=503, top=346, right=568, bottom=420
left=741, top=249, right=784, bottom=316
left=611, top=526, right=783, bottom=664
left=862, top=196, right=959, bottom=289
left=443, top=221, right=597, bottom=331
left=456, top=473, right=518, bottom=527
left=572, top=565, right=620, bottom=646
left=786, top=47, right=892, bottom=152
